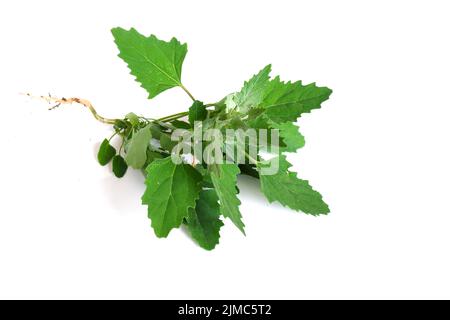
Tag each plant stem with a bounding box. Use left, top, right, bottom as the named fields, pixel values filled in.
left=180, top=84, right=196, bottom=101
left=244, top=150, right=259, bottom=165
left=157, top=111, right=189, bottom=122
left=108, top=131, right=119, bottom=141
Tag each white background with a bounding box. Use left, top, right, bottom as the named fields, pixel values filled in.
left=1, top=0, right=449, bottom=299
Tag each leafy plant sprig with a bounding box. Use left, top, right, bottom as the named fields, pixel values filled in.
left=31, top=27, right=332, bottom=250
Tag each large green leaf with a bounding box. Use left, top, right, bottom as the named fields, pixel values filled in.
left=246, top=114, right=304, bottom=153
left=232, top=66, right=331, bottom=122
left=142, top=157, right=202, bottom=237
left=209, top=163, right=245, bottom=234
left=272, top=121, right=305, bottom=152
left=233, top=64, right=271, bottom=113
left=112, top=27, right=187, bottom=99
left=186, top=189, right=223, bottom=250
left=261, top=76, right=332, bottom=122
left=258, top=155, right=329, bottom=215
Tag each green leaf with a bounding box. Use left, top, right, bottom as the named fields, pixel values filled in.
left=142, top=157, right=202, bottom=238
left=112, top=27, right=187, bottom=99
left=224, top=93, right=237, bottom=112
left=263, top=105, right=304, bottom=123
left=188, top=100, right=207, bottom=125
left=195, top=165, right=214, bottom=188
left=124, top=125, right=152, bottom=169
left=112, top=155, right=128, bottom=178
left=261, top=76, right=332, bottom=123
left=125, top=112, right=140, bottom=127
left=245, top=114, right=294, bottom=153
left=246, top=110, right=269, bottom=129
left=114, top=119, right=128, bottom=131
left=186, top=189, right=223, bottom=250
left=159, top=132, right=177, bottom=152
left=258, top=155, right=329, bottom=215
left=97, top=139, right=116, bottom=166
left=171, top=120, right=191, bottom=129
left=149, top=123, right=163, bottom=139
left=272, top=121, right=305, bottom=152
left=233, top=64, right=271, bottom=113
left=209, top=163, right=245, bottom=234
left=145, top=149, right=165, bottom=167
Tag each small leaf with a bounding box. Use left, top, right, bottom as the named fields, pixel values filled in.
left=145, top=149, right=165, bottom=167
left=98, top=139, right=116, bottom=166
left=125, top=112, right=140, bottom=127
left=159, top=132, right=177, bottom=152
left=225, top=93, right=237, bottom=112
left=124, top=125, right=152, bottom=169
left=171, top=120, right=191, bottom=129
left=186, top=189, right=223, bottom=250
left=149, top=123, right=163, bottom=139
left=112, top=155, right=128, bottom=178
left=188, top=100, right=207, bottom=125
left=114, top=119, right=128, bottom=131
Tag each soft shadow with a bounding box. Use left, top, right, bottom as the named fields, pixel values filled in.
left=236, top=175, right=266, bottom=201
left=179, top=225, right=200, bottom=248
left=92, top=140, right=102, bottom=161
left=237, top=173, right=293, bottom=214
left=100, top=168, right=146, bottom=215
left=93, top=140, right=147, bottom=215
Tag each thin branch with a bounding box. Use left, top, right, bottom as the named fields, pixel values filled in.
left=157, top=111, right=189, bottom=122
left=180, top=85, right=196, bottom=101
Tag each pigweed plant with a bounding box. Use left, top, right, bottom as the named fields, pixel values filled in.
left=30, top=28, right=332, bottom=250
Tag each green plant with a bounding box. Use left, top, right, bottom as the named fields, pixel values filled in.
left=33, top=27, right=332, bottom=250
